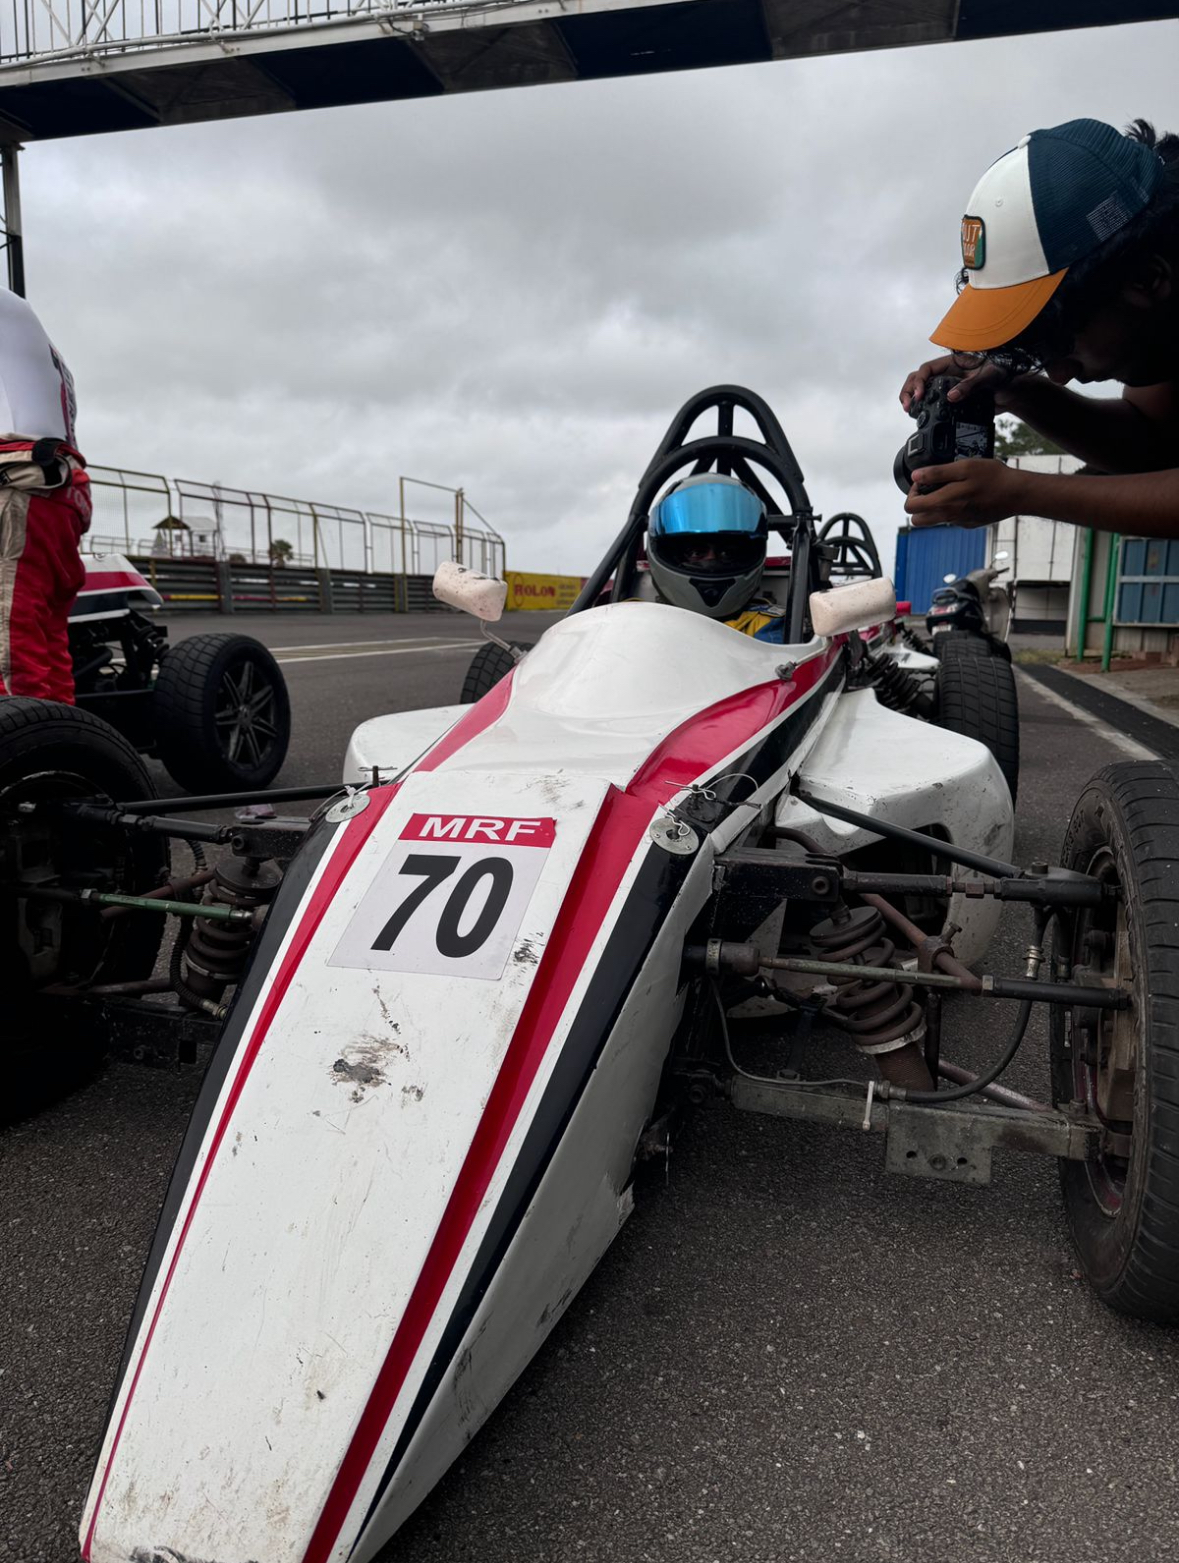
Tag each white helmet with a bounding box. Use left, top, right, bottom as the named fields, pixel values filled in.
left=647, top=473, right=768, bottom=620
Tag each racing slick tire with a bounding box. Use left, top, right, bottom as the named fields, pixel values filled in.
left=934, top=646, right=1019, bottom=803
left=1051, top=762, right=1179, bottom=1324
left=0, top=698, right=170, bottom=1117
left=153, top=633, right=290, bottom=792
left=930, top=631, right=995, bottom=659
left=460, top=641, right=529, bottom=704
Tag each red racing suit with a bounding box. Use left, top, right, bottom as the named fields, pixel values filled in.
left=0, top=439, right=91, bottom=703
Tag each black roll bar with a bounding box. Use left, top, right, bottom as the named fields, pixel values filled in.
left=568, top=385, right=822, bottom=643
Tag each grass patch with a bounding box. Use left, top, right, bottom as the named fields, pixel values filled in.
left=1014, top=647, right=1069, bottom=666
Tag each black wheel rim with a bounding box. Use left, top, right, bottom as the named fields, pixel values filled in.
left=213, top=656, right=280, bottom=771
left=1069, top=845, right=1135, bottom=1216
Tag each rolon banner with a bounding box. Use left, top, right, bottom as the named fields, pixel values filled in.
left=505, top=571, right=585, bottom=611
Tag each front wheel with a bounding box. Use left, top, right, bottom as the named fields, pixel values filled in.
left=0, top=698, right=170, bottom=1117
left=1051, top=763, right=1179, bottom=1323
left=460, top=641, right=529, bottom=704
left=153, top=633, right=291, bottom=791
left=934, top=645, right=1020, bottom=802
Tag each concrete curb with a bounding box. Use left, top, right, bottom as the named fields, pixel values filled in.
left=1049, top=661, right=1179, bottom=733
left=1020, top=662, right=1179, bottom=763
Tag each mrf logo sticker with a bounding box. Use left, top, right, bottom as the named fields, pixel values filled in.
left=961, top=215, right=986, bottom=270
left=329, top=814, right=556, bottom=981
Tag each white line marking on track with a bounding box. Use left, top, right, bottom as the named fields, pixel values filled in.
left=276, top=642, right=476, bottom=666
left=1016, top=668, right=1158, bottom=761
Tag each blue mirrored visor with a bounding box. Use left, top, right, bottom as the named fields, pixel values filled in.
left=650, top=481, right=766, bottom=540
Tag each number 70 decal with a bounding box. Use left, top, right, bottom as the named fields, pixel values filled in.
left=329, top=813, right=556, bottom=981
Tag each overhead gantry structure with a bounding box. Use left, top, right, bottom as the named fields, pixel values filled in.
left=0, top=0, right=1175, bottom=290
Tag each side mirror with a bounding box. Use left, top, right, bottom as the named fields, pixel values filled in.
left=993, top=550, right=1010, bottom=563
left=810, top=577, right=897, bottom=638
left=432, top=559, right=507, bottom=622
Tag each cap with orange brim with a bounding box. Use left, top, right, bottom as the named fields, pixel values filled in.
left=930, top=119, right=1163, bottom=353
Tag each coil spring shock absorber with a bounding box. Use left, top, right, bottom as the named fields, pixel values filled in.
left=179, top=854, right=281, bottom=1011
left=860, top=651, right=933, bottom=718
left=808, top=902, right=933, bottom=1090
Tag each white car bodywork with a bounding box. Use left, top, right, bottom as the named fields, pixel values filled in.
left=71, top=552, right=163, bottom=623
left=81, top=602, right=1011, bottom=1563
left=348, top=610, right=1009, bottom=963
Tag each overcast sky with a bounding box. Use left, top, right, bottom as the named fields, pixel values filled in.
left=16, top=13, right=1179, bottom=576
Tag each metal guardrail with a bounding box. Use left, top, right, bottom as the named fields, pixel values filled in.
left=87, top=464, right=506, bottom=589
left=137, top=554, right=222, bottom=610
left=131, top=553, right=451, bottom=613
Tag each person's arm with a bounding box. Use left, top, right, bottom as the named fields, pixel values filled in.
left=1000, top=378, right=1177, bottom=473
left=905, top=459, right=1179, bottom=538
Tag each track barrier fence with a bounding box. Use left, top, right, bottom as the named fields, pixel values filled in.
left=84, top=466, right=511, bottom=614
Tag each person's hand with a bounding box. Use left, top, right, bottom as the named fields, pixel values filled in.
left=899, top=355, right=1026, bottom=413
left=905, top=458, right=1027, bottom=529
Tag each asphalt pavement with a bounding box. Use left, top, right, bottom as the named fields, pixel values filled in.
left=4, top=615, right=1179, bottom=1563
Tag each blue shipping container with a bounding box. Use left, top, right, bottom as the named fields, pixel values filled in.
left=894, top=529, right=909, bottom=600
left=894, top=526, right=987, bottom=614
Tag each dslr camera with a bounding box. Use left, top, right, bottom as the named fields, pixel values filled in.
left=894, top=374, right=995, bottom=494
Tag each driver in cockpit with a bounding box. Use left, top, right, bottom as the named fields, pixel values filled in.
left=646, top=473, right=788, bottom=642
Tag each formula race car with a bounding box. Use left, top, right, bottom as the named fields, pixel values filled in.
left=70, top=553, right=291, bottom=790
left=2, top=388, right=1173, bottom=1563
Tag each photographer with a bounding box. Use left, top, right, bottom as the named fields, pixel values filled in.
left=900, top=118, right=1179, bottom=538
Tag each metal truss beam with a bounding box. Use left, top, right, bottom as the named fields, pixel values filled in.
left=0, top=1, right=1175, bottom=142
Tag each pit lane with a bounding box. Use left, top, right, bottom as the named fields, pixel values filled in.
left=4, top=620, right=1179, bottom=1563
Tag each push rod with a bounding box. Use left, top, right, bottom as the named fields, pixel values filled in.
left=765, top=955, right=961, bottom=989
left=16, top=885, right=254, bottom=923
left=937, top=1060, right=1052, bottom=1114
left=762, top=955, right=1127, bottom=1008
left=688, top=944, right=1128, bottom=1009
left=59, top=802, right=311, bottom=847
left=69, top=805, right=226, bottom=842
left=839, top=870, right=1109, bottom=908
left=115, top=784, right=346, bottom=814
left=791, top=793, right=1021, bottom=878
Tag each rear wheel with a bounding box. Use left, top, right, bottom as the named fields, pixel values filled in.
left=460, top=641, right=529, bottom=704
left=930, top=631, right=991, bottom=659
left=0, top=698, right=170, bottom=1117
left=1051, top=763, right=1179, bottom=1323
left=154, top=633, right=290, bottom=791
left=935, top=644, right=1020, bottom=802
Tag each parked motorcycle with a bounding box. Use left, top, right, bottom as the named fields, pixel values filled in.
left=925, top=550, right=1014, bottom=661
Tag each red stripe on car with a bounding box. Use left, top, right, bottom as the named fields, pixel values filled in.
left=415, top=668, right=516, bottom=772
left=77, top=569, right=151, bottom=592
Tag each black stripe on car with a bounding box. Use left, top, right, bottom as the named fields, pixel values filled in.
left=69, top=590, right=160, bottom=621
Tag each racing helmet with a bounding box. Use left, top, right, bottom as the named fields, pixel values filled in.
left=647, top=473, right=768, bottom=620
